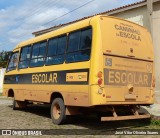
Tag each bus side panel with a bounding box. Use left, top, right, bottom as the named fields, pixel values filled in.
left=3, top=61, right=91, bottom=106
left=4, top=84, right=90, bottom=106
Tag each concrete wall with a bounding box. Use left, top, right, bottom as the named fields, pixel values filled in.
left=111, top=6, right=151, bottom=32
left=0, top=68, right=5, bottom=93
left=153, top=1, right=160, bottom=92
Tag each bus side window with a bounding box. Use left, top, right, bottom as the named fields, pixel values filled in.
left=30, top=41, right=47, bottom=67
left=7, top=52, right=19, bottom=71
left=18, top=46, right=31, bottom=69
left=80, top=28, right=92, bottom=50
left=46, top=35, right=66, bottom=65
left=66, top=27, right=92, bottom=63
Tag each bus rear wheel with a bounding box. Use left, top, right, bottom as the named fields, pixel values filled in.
left=51, top=98, right=66, bottom=125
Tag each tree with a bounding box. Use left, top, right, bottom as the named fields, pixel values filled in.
left=0, top=51, right=11, bottom=68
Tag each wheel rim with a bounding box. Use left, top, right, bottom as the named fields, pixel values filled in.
left=53, top=102, right=61, bottom=119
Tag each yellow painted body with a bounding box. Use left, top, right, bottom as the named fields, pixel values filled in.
left=3, top=15, right=154, bottom=107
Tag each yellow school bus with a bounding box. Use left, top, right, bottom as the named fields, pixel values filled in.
left=3, top=15, right=155, bottom=125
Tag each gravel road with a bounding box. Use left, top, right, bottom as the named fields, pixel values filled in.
left=0, top=99, right=12, bottom=105
left=0, top=96, right=159, bottom=137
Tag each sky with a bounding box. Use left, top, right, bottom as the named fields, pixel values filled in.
left=0, top=0, right=143, bottom=52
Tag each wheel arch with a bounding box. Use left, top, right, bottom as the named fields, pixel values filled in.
left=50, top=92, right=64, bottom=103
left=8, top=89, right=14, bottom=97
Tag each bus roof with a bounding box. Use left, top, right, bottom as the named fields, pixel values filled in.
left=14, top=16, right=93, bottom=50
left=14, top=15, right=147, bottom=51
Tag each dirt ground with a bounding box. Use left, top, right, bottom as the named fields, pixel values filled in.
left=0, top=97, right=160, bottom=138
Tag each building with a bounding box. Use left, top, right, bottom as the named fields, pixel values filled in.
left=32, top=0, right=160, bottom=97
left=0, top=68, right=6, bottom=93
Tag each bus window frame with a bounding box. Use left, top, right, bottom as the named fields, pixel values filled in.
left=6, top=51, right=19, bottom=72
left=8, top=26, right=92, bottom=70
left=45, top=34, right=67, bottom=66
left=65, top=26, right=92, bottom=64
left=18, top=45, right=32, bottom=69
left=29, top=40, right=47, bottom=68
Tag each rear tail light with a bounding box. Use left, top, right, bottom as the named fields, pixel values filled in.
left=97, top=71, right=103, bottom=86
left=98, top=78, right=103, bottom=85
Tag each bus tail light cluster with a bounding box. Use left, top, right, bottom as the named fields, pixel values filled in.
left=97, top=71, right=103, bottom=86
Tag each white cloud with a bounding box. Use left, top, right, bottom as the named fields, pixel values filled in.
left=27, top=7, right=69, bottom=25
left=0, top=0, right=142, bottom=51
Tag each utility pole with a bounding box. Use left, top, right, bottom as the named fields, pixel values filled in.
left=147, top=0, right=153, bottom=36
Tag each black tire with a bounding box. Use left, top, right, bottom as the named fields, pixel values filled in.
left=12, top=98, right=17, bottom=110
left=51, top=98, right=66, bottom=125
left=141, top=117, right=151, bottom=124
left=12, top=98, right=27, bottom=110
left=96, top=112, right=102, bottom=122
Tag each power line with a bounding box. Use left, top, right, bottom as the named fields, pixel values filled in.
left=15, top=0, right=72, bottom=28
left=1, top=0, right=86, bottom=39
left=16, top=0, right=61, bottom=22
left=0, top=0, right=95, bottom=47
left=43, top=0, right=95, bottom=26
left=15, top=0, right=51, bottom=21
left=16, top=0, right=95, bottom=28
left=0, top=0, right=139, bottom=49
left=14, top=0, right=95, bottom=37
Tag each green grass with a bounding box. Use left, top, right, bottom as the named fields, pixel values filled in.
left=0, top=93, right=2, bottom=96
left=132, top=119, right=160, bottom=129
left=151, top=120, right=160, bottom=126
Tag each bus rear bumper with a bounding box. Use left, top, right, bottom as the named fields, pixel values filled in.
left=101, top=114, right=150, bottom=121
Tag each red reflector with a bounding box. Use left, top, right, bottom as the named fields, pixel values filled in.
left=106, top=50, right=111, bottom=53
left=98, top=78, right=103, bottom=85
left=106, top=96, right=111, bottom=98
